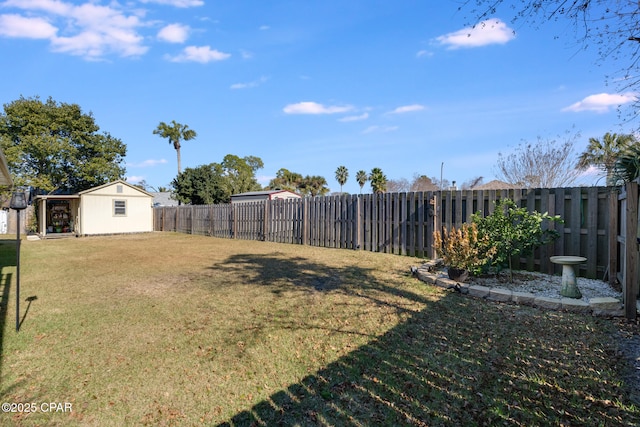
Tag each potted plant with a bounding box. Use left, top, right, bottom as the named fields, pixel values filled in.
left=433, top=223, right=495, bottom=282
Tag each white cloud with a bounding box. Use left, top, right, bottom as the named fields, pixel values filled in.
left=167, top=45, right=231, bottom=63
left=230, top=76, right=269, bottom=90
left=416, top=50, right=433, bottom=58
left=388, top=104, right=425, bottom=114
left=436, top=18, right=515, bottom=49
left=562, top=92, right=637, bottom=113
left=126, top=175, right=145, bottom=183
left=127, top=159, right=168, bottom=168
left=53, top=31, right=147, bottom=59
left=283, top=102, right=354, bottom=115
left=339, top=113, right=369, bottom=122
left=3, top=0, right=71, bottom=15
left=259, top=25, right=270, bottom=30
left=139, top=0, right=204, bottom=7
left=362, top=125, right=399, bottom=134
left=1, top=0, right=149, bottom=59
left=0, top=14, right=57, bottom=39
left=579, top=165, right=601, bottom=177
left=158, top=23, right=190, bottom=43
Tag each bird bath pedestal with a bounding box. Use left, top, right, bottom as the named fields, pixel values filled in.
left=550, top=256, right=587, bottom=299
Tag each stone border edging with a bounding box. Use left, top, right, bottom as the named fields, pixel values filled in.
left=412, top=264, right=624, bottom=317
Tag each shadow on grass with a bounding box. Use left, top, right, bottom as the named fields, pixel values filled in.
left=0, top=238, right=16, bottom=397
left=18, top=296, right=38, bottom=331
left=212, top=252, right=434, bottom=312
left=214, top=252, right=640, bottom=426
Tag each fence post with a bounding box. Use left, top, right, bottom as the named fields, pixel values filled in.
left=417, top=192, right=424, bottom=258
left=356, top=195, right=363, bottom=250
left=433, top=192, right=442, bottom=259
left=302, top=198, right=309, bottom=246
left=191, top=205, right=195, bottom=235
left=263, top=200, right=270, bottom=241
left=624, top=181, right=638, bottom=320
left=232, top=203, right=237, bottom=239
left=209, top=205, right=214, bottom=236
left=608, top=189, right=619, bottom=285
left=400, top=192, right=407, bottom=256
left=427, top=193, right=435, bottom=259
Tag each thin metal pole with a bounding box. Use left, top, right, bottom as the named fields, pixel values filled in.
left=15, top=211, right=20, bottom=332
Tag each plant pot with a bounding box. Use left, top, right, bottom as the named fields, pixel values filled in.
left=447, top=267, right=469, bottom=282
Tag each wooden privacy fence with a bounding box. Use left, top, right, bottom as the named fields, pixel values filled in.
left=155, top=187, right=616, bottom=279
left=613, top=180, right=640, bottom=319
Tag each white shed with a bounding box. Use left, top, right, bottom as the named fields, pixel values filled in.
left=35, top=180, right=153, bottom=237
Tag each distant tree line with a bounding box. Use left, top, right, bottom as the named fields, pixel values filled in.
left=171, top=155, right=264, bottom=205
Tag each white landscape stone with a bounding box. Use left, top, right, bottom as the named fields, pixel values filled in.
left=488, top=288, right=512, bottom=302
left=412, top=264, right=628, bottom=317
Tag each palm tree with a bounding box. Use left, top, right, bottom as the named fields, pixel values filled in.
left=577, top=132, right=636, bottom=186
left=153, top=120, right=197, bottom=175
left=335, top=165, right=348, bottom=194
left=369, top=167, right=387, bottom=194
left=299, top=175, right=329, bottom=196
left=267, top=168, right=303, bottom=191
left=356, top=170, right=368, bottom=194
left=614, top=142, right=640, bottom=184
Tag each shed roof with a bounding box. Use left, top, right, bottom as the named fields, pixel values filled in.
left=34, top=194, right=81, bottom=201
left=78, top=179, right=153, bottom=197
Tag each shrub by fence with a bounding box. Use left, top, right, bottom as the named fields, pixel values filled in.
left=155, top=187, right=616, bottom=280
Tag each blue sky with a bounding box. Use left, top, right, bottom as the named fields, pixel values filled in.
left=0, top=0, right=636, bottom=194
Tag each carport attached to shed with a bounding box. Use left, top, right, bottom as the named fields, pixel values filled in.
left=34, top=194, right=80, bottom=238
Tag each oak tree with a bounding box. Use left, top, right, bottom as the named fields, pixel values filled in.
left=0, top=96, right=126, bottom=193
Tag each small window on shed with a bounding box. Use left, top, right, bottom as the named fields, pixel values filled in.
left=117, top=185, right=123, bottom=193
left=114, top=200, right=126, bottom=216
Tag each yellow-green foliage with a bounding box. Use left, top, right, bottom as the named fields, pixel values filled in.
left=433, top=223, right=496, bottom=272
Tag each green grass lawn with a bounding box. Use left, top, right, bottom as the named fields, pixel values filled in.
left=0, top=232, right=637, bottom=426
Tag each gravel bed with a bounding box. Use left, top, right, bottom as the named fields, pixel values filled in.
left=455, top=270, right=622, bottom=302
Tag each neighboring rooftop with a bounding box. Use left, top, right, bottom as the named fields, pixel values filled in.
left=471, top=180, right=522, bottom=190
left=231, top=190, right=301, bottom=204
left=151, top=192, right=179, bottom=207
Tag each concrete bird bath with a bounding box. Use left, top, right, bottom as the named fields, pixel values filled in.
left=550, top=256, right=587, bottom=299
